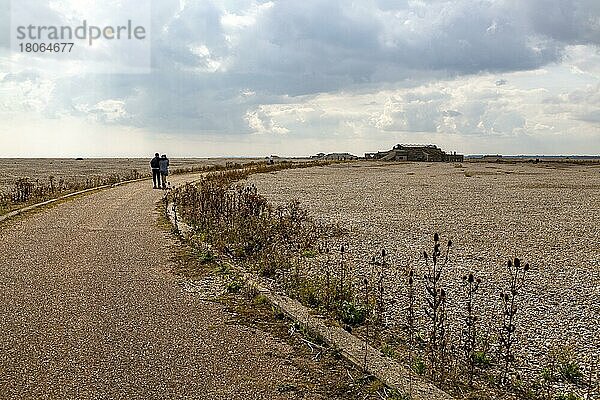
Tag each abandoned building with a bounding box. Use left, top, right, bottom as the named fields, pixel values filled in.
left=365, top=144, right=464, bottom=162
left=481, top=154, right=503, bottom=162
left=311, top=152, right=359, bottom=161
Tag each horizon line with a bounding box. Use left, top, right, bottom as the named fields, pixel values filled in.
left=2, top=154, right=600, bottom=159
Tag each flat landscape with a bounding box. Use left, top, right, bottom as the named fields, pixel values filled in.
left=1, top=158, right=260, bottom=190
left=0, top=158, right=268, bottom=215
left=248, top=161, right=600, bottom=379
left=3, top=158, right=598, bottom=398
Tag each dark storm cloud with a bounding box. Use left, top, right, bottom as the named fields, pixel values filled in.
left=230, top=0, right=568, bottom=89
left=4, top=0, right=599, bottom=136
left=147, top=0, right=596, bottom=104
left=523, top=0, right=600, bottom=45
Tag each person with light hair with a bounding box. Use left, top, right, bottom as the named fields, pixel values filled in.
left=159, top=154, right=170, bottom=190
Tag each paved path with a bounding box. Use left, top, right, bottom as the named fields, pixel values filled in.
left=0, top=176, right=313, bottom=399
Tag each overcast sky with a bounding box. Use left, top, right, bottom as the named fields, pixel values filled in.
left=1, top=0, right=599, bottom=157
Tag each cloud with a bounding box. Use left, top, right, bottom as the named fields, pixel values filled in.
left=242, top=65, right=598, bottom=145
left=0, top=71, right=54, bottom=115
left=245, top=105, right=290, bottom=135
left=523, top=0, right=600, bottom=45
left=74, top=99, right=128, bottom=123
left=0, top=0, right=599, bottom=156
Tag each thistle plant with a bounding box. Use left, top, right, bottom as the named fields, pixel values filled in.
left=319, top=243, right=332, bottom=310
left=369, top=248, right=388, bottom=330
left=339, top=244, right=347, bottom=298
left=405, top=264, right=417, bottom=400
left=499, top=257, right=529, bottom=385
left=461, top=272, right=481, bottom=386
left=336, top=244, right=354, bottom=306
left=423, top=233, right=452, bottom=381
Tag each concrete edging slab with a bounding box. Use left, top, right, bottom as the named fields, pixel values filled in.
left=0, top=177, right=149, bottom=224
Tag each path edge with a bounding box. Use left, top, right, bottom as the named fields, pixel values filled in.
left=0, top=177, right=149, bottom=224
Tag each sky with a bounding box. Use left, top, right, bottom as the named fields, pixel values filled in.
left=0, top=0, right=599, bottom=157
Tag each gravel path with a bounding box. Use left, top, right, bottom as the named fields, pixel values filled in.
left=249, top=162, right=600, bottom=380
left=0, top=175, right=323, bottom=399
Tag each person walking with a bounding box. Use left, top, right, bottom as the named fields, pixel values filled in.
left=159, top=154, right=170, bottom=190
left=150, top=153, right=161, bottom=189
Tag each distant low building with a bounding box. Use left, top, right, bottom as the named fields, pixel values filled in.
left=365, top=144, right=463, bottom=162
left=312, top=152, right=359, bottom=161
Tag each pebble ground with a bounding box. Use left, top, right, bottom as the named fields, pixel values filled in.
left=249, top=161, right=600, bottom=379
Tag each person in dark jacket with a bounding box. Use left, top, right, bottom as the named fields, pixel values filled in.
left=150, top=153, right=161, bottom=189
left=159, top=154, right=170, bottom=189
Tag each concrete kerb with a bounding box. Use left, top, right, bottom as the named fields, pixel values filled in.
left=166, top=201, right=454, bottom=400
left=0, top=177, right=150, bottom=224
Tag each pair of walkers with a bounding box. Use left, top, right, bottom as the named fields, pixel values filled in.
left=150, top=153, right=170, bottom=189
